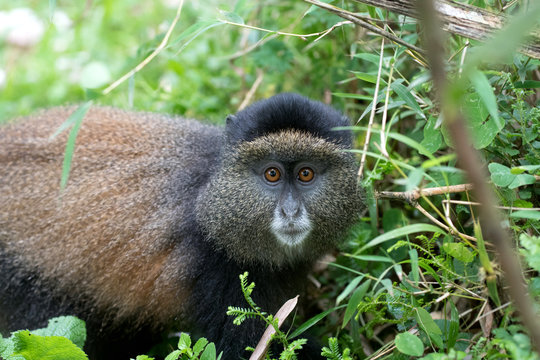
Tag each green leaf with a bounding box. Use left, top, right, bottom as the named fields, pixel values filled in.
left=359, top=224, right=444, bottom=253
left=350, top=71, right=379, bottom=84
left=510, top=210, right=540, bottom=221
left=447, top=302, right=459, bottom=348
left=410, top=249, right=419, bottom=283
left=219, top=10, right=244, bottom=24
left=395, top=332, right=424, bottom=357
left=32, top=316, right=86, bottom=349
left=342, top=280, right=371, bottom=328
left=11, top=331, right=88, bottom=360
left=353, top=53, right=382, bottom=65
left=56, top=101, right=93, bottom=190
left=514, top=80, right=540, bottom=88
left=391, top=82, right=426, bottom=119
left=420, top=117, right=443, bottom=155
left=200, top=342, right=217, bottom=360
left=415, top=308, right=442, bottom=336
left=164, top=350, right=181, bottom=360
left=421, top=154, right=456, bottom=169
left=135, top=356, right=154, bottom=360
left=336, top=276, right=364, bottom=305
left=462, top=92, right=503, bottom=149
left=193, top=338, right=209, bottom=356
left=508, top=174, right=536, bottom=189
left=289, top=305, right=345, bottom=339
left=469, top=69, right=502, bottom=130
left=443, top=242, right=475, bottom=263
left=178, top=332, right=191, bottom=350
left=488, top=163, right=515, bottom=187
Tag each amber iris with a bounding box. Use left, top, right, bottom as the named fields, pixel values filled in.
left=264, top=167, right=281, bottom=182
left=298, top=167, right=314, bottom=182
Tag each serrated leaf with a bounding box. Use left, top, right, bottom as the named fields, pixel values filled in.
left=342, top=280, right=371, bottom=328
left=32, top=316, right=86, bottom=349
left=12, top=331, right=88, bottom=360
left=390, top=82, right=426, bottom=119
left=178, top=332, right=191, bottom=350
left=443, top=242, right=475, bottom=263
left=395, top=332, right=424, bottom=357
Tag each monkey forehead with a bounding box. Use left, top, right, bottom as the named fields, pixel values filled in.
left=233, top=130, right=350, bottom=162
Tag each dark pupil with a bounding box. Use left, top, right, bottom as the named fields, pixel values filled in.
left=302, top=169, right=310, bottom=177
left=269, top=169, right=277, bottom=177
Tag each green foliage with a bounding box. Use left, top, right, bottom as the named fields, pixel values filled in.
left=163, top=333, right=220, bottom=360
left=0, top=316, right=87, bottom=360
left=226, top=272, right=309, bottom=360
left=2, top=0, right=540, bottom=358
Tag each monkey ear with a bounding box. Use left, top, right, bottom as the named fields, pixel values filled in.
left=225, top=115, right=241, bottom=145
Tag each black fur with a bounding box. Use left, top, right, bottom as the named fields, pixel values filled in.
left=225, top=93, right=352, bottom=147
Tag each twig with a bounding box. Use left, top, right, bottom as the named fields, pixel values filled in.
left=443, top=199, right=540, bottom=212
left=376, top=183, right=474, bottom=202
left=358, top=38, right=385, bottom=178
left=102, top=1, right=184, bottom=95
left=416, top=0, right=540, bottom=351
left=413, top=203, right=478, bottom=242
left=238, top=69, right=264, bottom=111
left=217, top=18, right=351, bottom=41
left=304, top=0, right=425, bottom=55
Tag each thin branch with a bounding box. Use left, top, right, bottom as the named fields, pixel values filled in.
left=102, top=0, right=184, bottom=95
left=217, top=18, right=351, bottom=40
left=376, top=183, right=474, bottom=202
left=304, top=0, right=426, bottom=55
left=416, top=0, right=540, bottom=350
left=443, top=199, right=540, bottom=212
left=238, top=69, right=264, bottom=111
left=358, top=38, right=385, bottom=178
left=414, top=202, right=478, bottom=242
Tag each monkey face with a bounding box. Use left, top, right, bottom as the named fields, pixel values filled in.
left=196, top=130, right=363, bottom=268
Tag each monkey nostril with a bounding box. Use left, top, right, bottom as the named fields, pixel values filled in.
left=281, top=204, right=301, bottom=220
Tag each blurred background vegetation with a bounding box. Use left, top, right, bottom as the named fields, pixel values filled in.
left=1, top=0, right=539, bottom=359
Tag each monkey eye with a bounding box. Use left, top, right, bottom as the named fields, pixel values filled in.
left=264, top=167, right=281, bottom=183
left=297, top=167, right=314, bottom=183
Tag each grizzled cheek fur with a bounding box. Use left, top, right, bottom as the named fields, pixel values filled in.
left=195, top=160, right=277, bottom=259
left=304, top=157, right=363, bottom=248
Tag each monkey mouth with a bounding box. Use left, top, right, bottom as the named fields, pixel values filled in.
left=271, top=223, right=312, bottom=247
